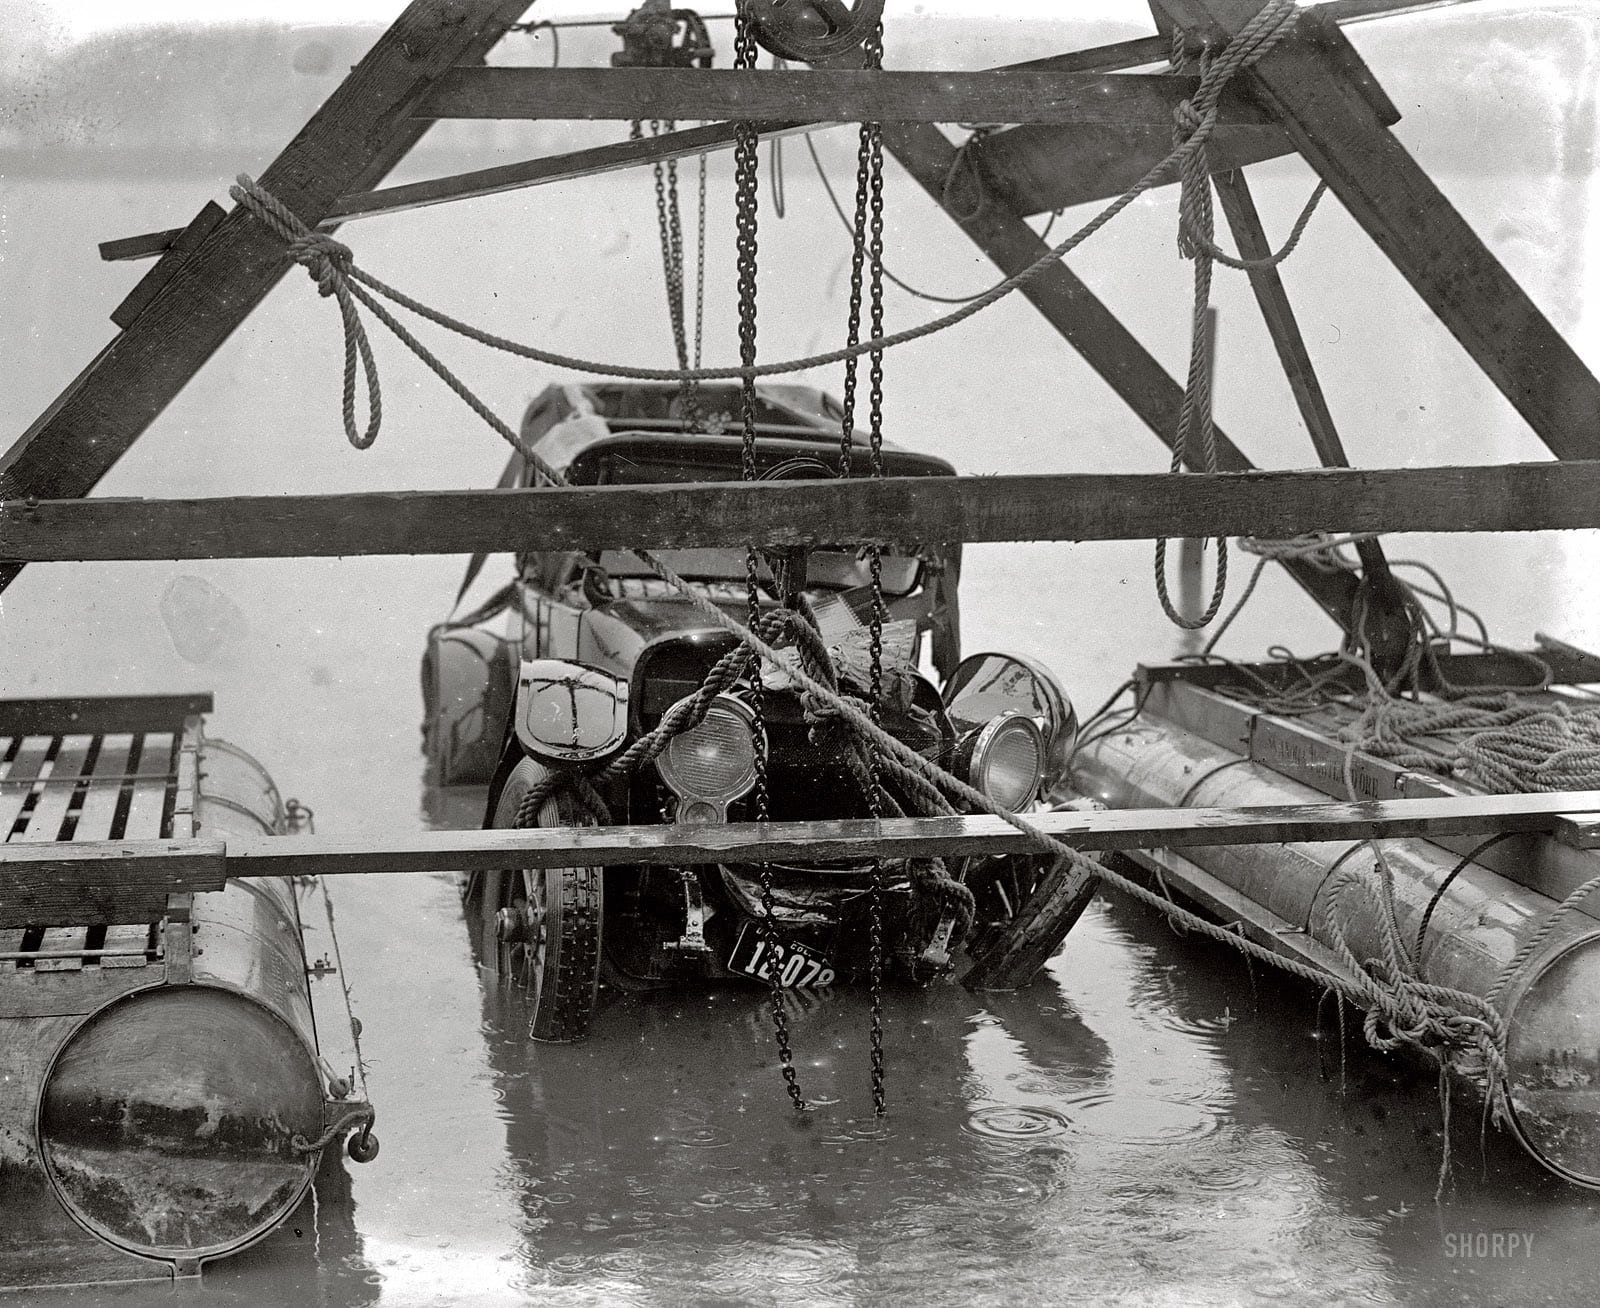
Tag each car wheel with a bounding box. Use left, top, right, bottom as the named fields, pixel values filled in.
left=483, top=756, right=604, bottom=1043
left=958, top=851, right=1100, bottom=991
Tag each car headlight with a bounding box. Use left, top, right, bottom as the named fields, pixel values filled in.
left=966, top=711, right=1045, bottom=811
left=656, top=695, right=760, bottom=820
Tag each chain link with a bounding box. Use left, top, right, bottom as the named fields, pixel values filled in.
left=645, top=117, right=704, bottom=432
left=849, top=21, right=889, bottom=1116
left=865, top=103, right=888, bottom=1120
left=734, top=2, right=805, bottom=1114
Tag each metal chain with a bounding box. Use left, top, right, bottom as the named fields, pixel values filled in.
left=734, top=2, right=804, bottom=1114
left=692, top=149, right=708, bottom=391
left=828, top=14, right=889, bottom=1119
left=862, top=21, right=888, bottom=1116
left=647, top=118, right=703, bottom=432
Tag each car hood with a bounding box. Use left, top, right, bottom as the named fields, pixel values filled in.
left=577, top=595, right=744, bottom=676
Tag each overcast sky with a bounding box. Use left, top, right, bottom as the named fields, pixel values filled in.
left=39, top=2, right=1143, bottom=39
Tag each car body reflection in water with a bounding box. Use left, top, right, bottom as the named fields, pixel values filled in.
left=465, top=885, right=1432, bottom=1306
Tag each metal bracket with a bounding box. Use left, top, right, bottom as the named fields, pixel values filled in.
left=162, top=893, right=194, bottom=985
left=662, top=870, right=711, bottom=954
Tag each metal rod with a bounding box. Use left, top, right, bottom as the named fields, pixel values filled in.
left=0, top=949, right=153, bottom=962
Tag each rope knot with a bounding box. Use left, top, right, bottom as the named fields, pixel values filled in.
left=288, top=231, right=354, bottom=297
left=1170, top=96, right=1211, bottom=144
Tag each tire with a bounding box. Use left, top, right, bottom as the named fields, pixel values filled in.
left=483, top=757, right=604, bottom=1043
left=959, top=851, right=1100, bottom=991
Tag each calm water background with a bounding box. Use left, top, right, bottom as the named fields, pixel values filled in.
left=4, top=4, right=1600, bottom=1304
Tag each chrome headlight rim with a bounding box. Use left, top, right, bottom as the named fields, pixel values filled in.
left=655, top=693, right=762, bottom=817
left=965, top=710, right=1046, bottom=811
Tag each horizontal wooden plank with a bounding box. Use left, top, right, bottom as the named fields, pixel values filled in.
left=975, top=119, right=1293, bottom=219
left=0, top=838, right=226, bottom=929
left=6, top=793, right=1599, bottom=886
left=413, top=67, right=1275, bottom=127
left=0, top=969, right=159, bottom=1020
left=0, top=694, right=212, bottom=737
left=4, top=463, right=1600, bottom=561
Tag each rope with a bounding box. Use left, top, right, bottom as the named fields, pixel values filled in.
left=1152, top=0, right=1320, bottom=631
left=804, top=131, right=989, bottom=305
left=290, top=1105, right=375, bottom=1155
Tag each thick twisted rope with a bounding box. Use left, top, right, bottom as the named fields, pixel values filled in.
left=1153, top=0, right=1318, bottom=631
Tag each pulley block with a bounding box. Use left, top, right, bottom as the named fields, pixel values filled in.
left=744, top=0, right=885, bottom=62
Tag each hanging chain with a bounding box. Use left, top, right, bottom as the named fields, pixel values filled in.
left=831, top=21, right=891, bottom=1116
left=692, top=149, right=708, bottom=381
left=863, top=21, right=889, bottom=1118
left=645, top=117, right=704, bottom=432
left=735, top=2, right=804, bottom=1113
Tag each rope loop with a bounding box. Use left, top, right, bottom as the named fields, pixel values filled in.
left=1154, top=0, right=1313, bottom=631
left=231, top=174, right=381, bottom=449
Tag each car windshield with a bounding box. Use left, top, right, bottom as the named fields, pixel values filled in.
left=598, top=548, right=922, bottom=598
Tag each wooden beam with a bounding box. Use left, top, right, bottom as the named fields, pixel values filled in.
left=0, top=0, right=533, bottom=597
left=3, top=462, right=1599, bottom=562
left=974, top=121, right=1294, bottom=220
left=0, top=694, right=213, bottom=738
left=5, top=791, right=1598, bottom=891
left=412, top=66, right=1276, bottom=127
left=0, top=839, right=226, bottom=930
left=1159, top=0, right=1600, bottom=461
left=1137, top=644, right=1600, bottom=691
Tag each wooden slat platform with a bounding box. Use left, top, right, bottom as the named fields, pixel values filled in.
left=0, top=698, right=197, bottom=932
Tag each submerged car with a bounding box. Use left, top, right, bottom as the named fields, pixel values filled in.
left=423, top=381, right=1096, bottom=1041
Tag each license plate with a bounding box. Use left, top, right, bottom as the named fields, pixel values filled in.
left=728, top=924, right=836, bottom=988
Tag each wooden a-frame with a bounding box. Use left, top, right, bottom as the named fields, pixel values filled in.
left=4, top=0, right=1599, bottom=641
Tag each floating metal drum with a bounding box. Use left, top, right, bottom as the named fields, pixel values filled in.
left=1074, top=716, right=1600, bottom=1189
left=34, top=738, right=328, bottom=1264
left=1500, top=937, right=1600, bottom=1189
left=35, top=988, right=323, bottom=1261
